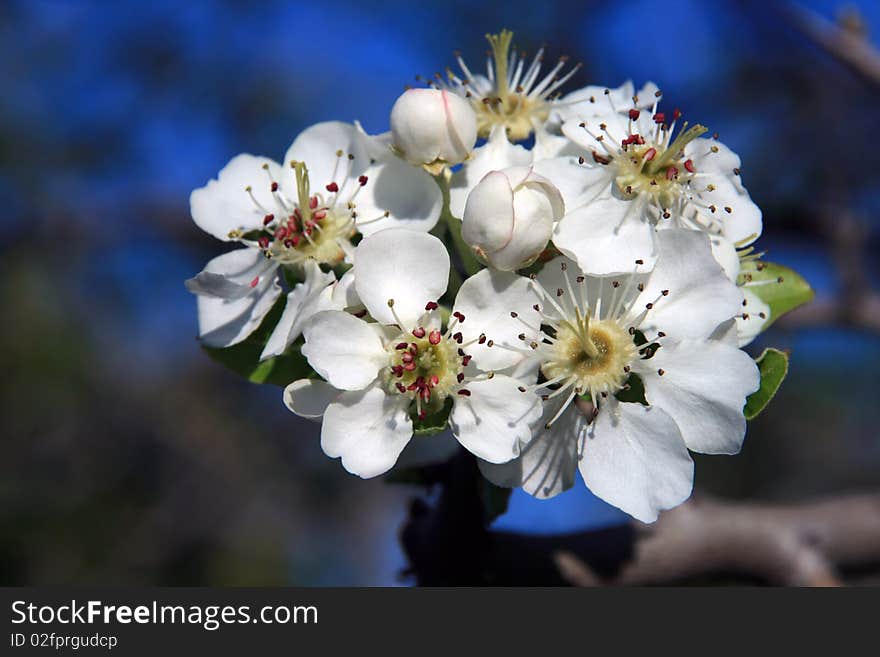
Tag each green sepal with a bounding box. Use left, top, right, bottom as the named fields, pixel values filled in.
left=744, top=347, right=789, bottom=420
left=739, top=261, right=814, bottom=329
left=411, top=397, right=454, bottom=436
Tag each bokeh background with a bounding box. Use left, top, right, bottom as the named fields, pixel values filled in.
left=2, top=0, right=879, bottom=585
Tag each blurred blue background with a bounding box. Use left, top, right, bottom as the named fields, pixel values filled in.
left=2, top=0, right=879, bottom=585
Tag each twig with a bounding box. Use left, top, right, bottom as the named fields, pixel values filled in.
left=785, top=3, right=880, bottom=85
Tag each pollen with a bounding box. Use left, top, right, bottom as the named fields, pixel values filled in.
left=541, top=318, right=637, bottom=399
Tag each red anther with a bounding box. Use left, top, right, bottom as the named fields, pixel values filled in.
left=396, top=383, right=407, bottom=393
left=644, top=147, right=657, bottom=161
left=395, top=342, right=408, bottom=350
left=628, top=109, right=640, bottom=120
left=415, top=376, right=425, bottom=386
left=622, top=134, right=645, bottom=147
left=263, top=213, right=275, bottom=225
left=477, top=335, right=486, bottom=344
left=401, top=352, right=414, bottom=364
left=653, top=112, right=666, bottom=124
left=428, top=329, right=441, bottom=345
left=683, top=159, right=695, bottom=173
left=453, top=332, right=463, bottom=343
left=461, top=355, right=472, bottom=366
left=404, top=361, right=417, bottom=371
left=358, top=175, right=368, bottom=186
left=457, top=373, right=465, bottom=383
left=274, top=226, right=289, bottom=240
left=249, top=276, right=259, bottom=288
left=457, top=389, right=472, bottom=396
left=293, top=207, right=302, bottom=220
left=412, top=327, right=426, bottom=338
left=325, top=182, right=339, bottom=193
left=429, top=375, right=439, bottom=386
left=290, top=235, right=301, bottom=246
left=283, top=239, right=295, bottom=248
left=309, top=195, right=318, bottom=210
left=258, top=236, right=270, bottom=249
left=666, top=166, right=678, bottom=180
left=425, top=301, right=439, bottom=311
left=409, top=344, right=419, bottom=355
left=271, top=182, right=279, bottom=192
left=312, top=210, right=327, bottom=221
left=392, top=365, right=404, bottom=377
left=418, top=410, right=427, bottom=420
left=407, top=382, right=418, bottom=391
left=673, top=108, right=682, bottom=120
left=452, top=311, right=465, bottom=322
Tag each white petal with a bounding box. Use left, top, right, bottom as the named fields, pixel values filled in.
left=537, top=256, right=650, bottom=325
left=331, top=268, right=360, bottom=310
left=478, top=399, right=582, bottom=499
left=580, top=398, right=693, bottom=523
left=460, top=170, right=514, bottom=253
left=634, top=339, right=760, bottom=454
left=448, top=124, right=532, bottom=218
left=697, top=174, right=762, bottom=246
left=531, top=157, right=611, bottom=210
left=353, top=229, right=449, bottom=328
left=260, top=261, right=338, bottom=360
left=634, top=229, right=742, bottom=340
left=321, top=384, right=413, bottom=478
left=553, top=80, right=642, bottom=125
left=353, top=155, right=443, bottom=235
left=190, top=154, right=284, bottom=241
left=553, top=197, right=657, bottom=276
left=301, top=310, right=388, bottom=390
left=452, top=269, right=541, bottom=371
left=450, top=375, right=542, bottom=463
left=282, top=121, right=370, bottom=192
left=709, top=235, right=740, bottom=282
left=737, top=288, right=770, bottom=347
left=283, top=378, right=341, bottom=420
left=186, top=249, right=281, bottom=348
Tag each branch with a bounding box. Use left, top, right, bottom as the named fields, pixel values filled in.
left=557, top=494, right=880, bottom=586
left=401, top=457, right=880, bottom=585
left=785, top=3, right=880, bottom=86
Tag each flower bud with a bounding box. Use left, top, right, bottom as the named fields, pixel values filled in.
left=462, top=167, right=565, bottom=271
left=390, top=88, right=478, bottom=171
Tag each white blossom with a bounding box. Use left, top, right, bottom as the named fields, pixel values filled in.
left=390, top=88, right=478, bottom=170
left=478, top=229, right=760, bottom=522
left=531, top=82, right=762, bottom=276
left=432, top=29, right=582, bottom=142
left=284, top=229, right=542, bottom=478
left=186, top=121, right=442, bottom=350
left=462, top=166, right=564, bottom=271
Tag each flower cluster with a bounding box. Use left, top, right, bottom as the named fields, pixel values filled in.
left=186, top=31, right=811, bottom=522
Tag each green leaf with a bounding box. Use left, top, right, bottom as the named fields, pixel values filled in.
left=744, top=348, right=789, bottom=420
left=412, top=397, right=453, bottom=436
left=738, top=261, right=814, bottom=329
left=480, top=480, right=513, bottom=524
left=202, top=296, right=312, bottom=386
